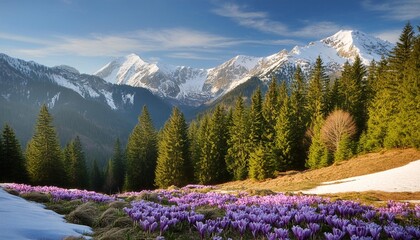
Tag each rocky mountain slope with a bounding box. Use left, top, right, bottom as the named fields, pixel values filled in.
left=0, top=53, right=171, bottom=160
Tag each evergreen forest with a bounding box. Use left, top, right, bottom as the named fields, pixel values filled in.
left=0, top=23, right=418, bottom=193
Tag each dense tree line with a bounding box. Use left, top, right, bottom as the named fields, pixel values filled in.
left=0, top=24, right=418, bottom=191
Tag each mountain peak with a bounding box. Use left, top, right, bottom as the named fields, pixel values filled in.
left=321, top=29, right=392, bottom=62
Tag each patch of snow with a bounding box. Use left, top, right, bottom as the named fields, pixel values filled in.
left=122, top=93, right=135, bottom=105
left=48, top=92, right=60, bottom=109
left=303, top=160, right=420, bottom=194
left=53, top=74, right=83, bottom=97
left=0, top=188, right=91, bottom=239
left=100, top=90, right=117, bottom=110
left=84, top=86, right=100, bottom=98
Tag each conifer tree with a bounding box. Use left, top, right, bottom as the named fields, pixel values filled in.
left=306, top=113, right=331, bottom=169
left=364, top=24, right=417, bottom=150
left=289, top=66, right=308, bottom=168
left=209, top=105, right=229, bottom=183
left=262, top=78, right=279, bottom=145
left=196, top=115, right=211, bottom=184
left=385, top=26, right=420, bottom=148
left=64, top=136, right=88, bottom=189
left=188, top=119, right=201, bottom=180
left=155, top=107, right=191, bottom=188
left=90, top=159, right=103, bottom=192
left=389, top=23, right=415, bottom=80
left=249, top=88, right=265, bottom=148
left=226, top=96, right=250, bottom=180
left=111, top=138, right=125, bottom=192
left=103, top=159, right=116, bottom=194
left=274, top=97, right=297, bottom=171
left=306, top=56, right=329, bottom=124
left=248, top=144, right=275, bottom=180
left=0, top=124, right=27, bottom=183
left=334, top=133, right=354, bottom=162
left=125, top=106, right=157, bottom=191
left=26, top=105, right=65, bottom=186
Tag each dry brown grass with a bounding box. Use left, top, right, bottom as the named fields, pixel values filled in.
left=218, top=148, right=420, bottom=193
left=320, top=191, right=420, bottom=206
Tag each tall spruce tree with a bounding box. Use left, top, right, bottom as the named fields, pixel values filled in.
left=385, top=25, right=420, bottom=148
left=249, top=88, right=265, bottom=148
left=26, top=105, right=65, bottom=186
left=188, top=119, right=201, bottom=181
left=289, top=66, right=308, bottom=169
left=111, top=138, right=125, bottom=192
left=274, top=97, right=297, bottom=171
left=196, top=115, right=212, bottom=184
left=365, top=24, right=417, bottom=150
left=0, top=124, right=27, bottom=183
left=248, top=144, right=275, bottom=180
left=103, top=159, right=116, bottom=194
left=306, top=56, right=329, bottom=124
left=90, top=159, right=103, bottom=192
left=155, top=107, right=191, bottom=188
left=64, top=136, right=88, bottom=189
left=226, top=96, right=250, bottom=180
left=262, top=78, right=279, bottom=145
left=306, top=113, right=331, bottom=169
left=125, top=106, right=157, bottom=191
left=196, top=111, right=229, bottom=184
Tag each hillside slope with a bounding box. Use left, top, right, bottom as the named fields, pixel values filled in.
left=218, top=148, right=420, bottom=192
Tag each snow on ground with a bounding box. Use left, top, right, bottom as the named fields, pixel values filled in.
left=0, top=188, right=91, bottom=240
left=303, top=160, right=420, bottom=194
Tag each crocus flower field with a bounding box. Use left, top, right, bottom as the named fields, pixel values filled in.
left=2, top=183, right=420, bottom=240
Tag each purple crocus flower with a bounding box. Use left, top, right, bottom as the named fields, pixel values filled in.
left=292, top=225, right=311, bottom=240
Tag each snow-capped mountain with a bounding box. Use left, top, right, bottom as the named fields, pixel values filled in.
left=95, top=30, right=393, bottom=106
left=0, top=53, right=171, bottom=160
left=95, top=54, right=210, bottom=106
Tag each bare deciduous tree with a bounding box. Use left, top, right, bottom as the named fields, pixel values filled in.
left=321, top=110, right=356, bottom=152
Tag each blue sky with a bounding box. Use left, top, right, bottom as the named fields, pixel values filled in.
left=1, top=0, right=419, bottom=73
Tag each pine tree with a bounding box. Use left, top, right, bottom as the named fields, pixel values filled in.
left=125, top=106, right=158, bottom=191
left=226, top=96, right=250, bottom=180
left=64, top=136, right=88, bottom=189
left=289, top=66, right=308, bottom=169
left=111, top=138, right=125, bottom=192
left=248, top=144, right=275, bottom=180
left=196, top=115, right=212, bottom=184
left=209, top=105, right=229, bottom=183
left=90, top=159, right=103, bottom=192
left=274, top=97, right=297, bottom=171
left=249, top=88, right=265, bottom=148
left=306, top=113, right=331, bottom=169
left=334, top=133, right=354, bottom=162
left=306, top=56, right=329, bottom=124
left=0, top=124, right=27, bottom=183
left=155, top=107, right=191, bottom=188
left=195, top=108, right=230, bottom=185
left=385, top=26, right=420, bottom=148
left=364, top=24, right=418, bottom=150
left=26, top=105, right=66, bottom=186
left=188, top=119, right=201, bottom=181
left=389, top=23, right=415, bottom=80
left=103, top=159, right=116, bottom=194
left=262, top=78, right=279, bottom=145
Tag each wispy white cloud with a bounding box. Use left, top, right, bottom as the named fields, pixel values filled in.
left=166, top=52, right=221, bottom=61
left=212, top=3, right=341, bottom=38
left=0, top=29, right=236, bottom=58
left=362, top=0, right=420, bottom=21
left=375, top=29, right=401, bottom=43
left=0, top=28, right=298, bottom=61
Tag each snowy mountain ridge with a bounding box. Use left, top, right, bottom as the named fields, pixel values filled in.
left=95, top=29, right=393, bottom=106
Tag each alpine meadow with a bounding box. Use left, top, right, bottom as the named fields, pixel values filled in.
left=0, top=1, right=419, bottom=239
